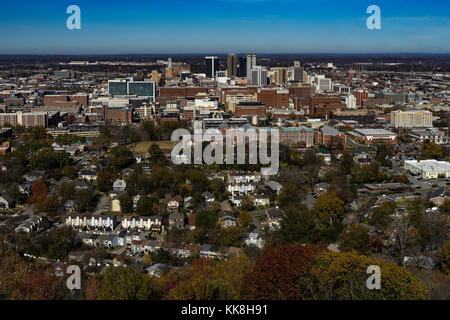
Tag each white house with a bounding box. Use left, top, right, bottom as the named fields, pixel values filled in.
left=113, top=179, right=127, bottom=192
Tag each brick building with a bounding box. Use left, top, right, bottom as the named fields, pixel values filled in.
left=44, top=94, right=89, bottom=107
left=235, top=102, right=266, bottom=118
left=257, top=88, right=289, bottom=108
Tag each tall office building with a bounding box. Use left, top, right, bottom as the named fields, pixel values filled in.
left=205, top=56, right=219, bottom=78
left=128, top=81, right=156, bottom=101
left=227, top=54, right=238, bottom=77
left=238, top=56, right=247, bottom=77
left=251, top=66, right=268, bottom=86
left=293, top=65, right=304, bottom=82
left=108, top=79, right=129, bottom=96
left=109, top=79, right=155, bottom=101
left=271, top=67, right=288, bottom=85
left=391, top=110, right=433, bottom=128
left=246, top=54, right=257, bottom=79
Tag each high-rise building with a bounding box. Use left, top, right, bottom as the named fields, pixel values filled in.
left=251, top=66, right=267, bottom=86
left=227, top=54, right=238, bottom=78
left=293, top=62, right=304, bottom=82
left=391, top=110, right=433, bottom=128
left=151, top=70, right=159, bottom=83
left=127, top=81, right=156, bottom=101
left=205, top=56, right=219, bottom=78
left=109, top=79, right=155, bottom=101
left=271, top=68, right=288, bottom=85
left=354, top=89, right=369, bottom=107
left=108, top=79, right=129, bottom=96
left=238, top=56, right=247, bottom=77
left=246, top=54, right=256, bottom=80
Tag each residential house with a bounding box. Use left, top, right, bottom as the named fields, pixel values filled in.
left=167, top=199, right=179, bottom=214
left=265, top=207, right=284, bottom=230
left=15, top=216, right=42, bottom=233
left=168, top=213, right=184, bottom=229
left=265, top=181, right=282, bottom=195
left=200, top=244, right=221, bottom=259
left=22, top=170, right=45, bottom=183
left=243, top=232, right=266, bottom=249
left=428, top=188, right=450, bottom=207
left=219, top=211, right=237, bottom=228
left=202, top=191, right=215, bottom=204
left=251, top=194, right=270, bottom=207
left=78, top=169, right=97, bottom=181
left=0, top=194, right=14, bottom=210
left=95, top=234, right=118, bottom=248
left=113, top=179, right=127, bottom=192
left=145, top=264, right=173, bottom=278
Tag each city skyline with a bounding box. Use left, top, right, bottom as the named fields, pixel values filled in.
left=0, top=0, right=449, bottom=54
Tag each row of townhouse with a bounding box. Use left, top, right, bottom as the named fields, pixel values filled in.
left=78, top=230, right=147, bottom=248
left=227, top=172, right=262, bottom=184
left=121, top=216, right=162, bottom=232
left=132, top=240, right=192, bottom=258
left=231, top=194, right=270, bottom=207
left=65, top=215, right=117, bottom=230
left=226, top=182, right=257, bottom=196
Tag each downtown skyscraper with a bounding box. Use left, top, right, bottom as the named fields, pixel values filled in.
left=227, top=53, right=238, bottom=77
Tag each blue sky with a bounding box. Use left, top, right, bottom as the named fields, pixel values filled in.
left=0, top=0, right=449, bottom=54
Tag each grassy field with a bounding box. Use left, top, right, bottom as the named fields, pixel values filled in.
left=127, top=141, right=176, bottom=153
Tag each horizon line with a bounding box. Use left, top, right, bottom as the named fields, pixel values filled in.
left=1, top=52, right=450, bottom=57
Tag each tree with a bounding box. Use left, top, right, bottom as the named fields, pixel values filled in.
left=96, top=172, right=113, bottom=192
left=276, top=206, right=318, bottom=245
left=338, top=225, right=371, bottom=255
left=118, top=193, right=133, bottom=214
left=369, top=201, right=395, bottom=230
left=312, top=251, right=428, bottom=300
left=61, top=166, right=76, bottom=179
left=135, top=195, right=155, bottom=215
left=170, top=277, right=217, bottom=300
left=75, top=189, right=98, bottom=213
left=36, top=195, right=61, bottom=217
left=421, top=141, right=443, bottom=160
left=237, top=211, right=252, bottom=229
left=110, top=146, right=135, bottom=170
left=166, top=256, right=250, bottom=300
left=391, top=217, right=419, bottom=260
left=84, top=276, right=101, bottom=300
left=239, top=196, right=255, bottom=211
left=148, top=143, right=167, bottom=167
left=314, top=192, right=345, bottom=227
left=218, top=227, right=244, bottom=247
left=29, top=180, right=47, bottom=203
left=195, top=211, right=218, bottom=229
left=97, top=267, right=161, bottom=300
left=241, top=244, right=325, bottom=300
left=278, top=183, right=304, bottom=209
left=438, top=240, right=450, bottom=275
left=0, top=251, right=30, bottom=299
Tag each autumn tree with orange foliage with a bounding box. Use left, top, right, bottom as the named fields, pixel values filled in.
left=241, top=243, right=326, bottom=300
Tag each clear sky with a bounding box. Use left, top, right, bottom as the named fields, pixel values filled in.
left=0, top=0, right=449, bottom=54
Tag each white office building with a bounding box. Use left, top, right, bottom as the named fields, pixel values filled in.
left=404, top=160, right=450, bottom=179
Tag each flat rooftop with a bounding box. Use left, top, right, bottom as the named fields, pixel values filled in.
left=354, top=128, right=396, bottom=135
left=405, top=160, right=450, bottom=172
